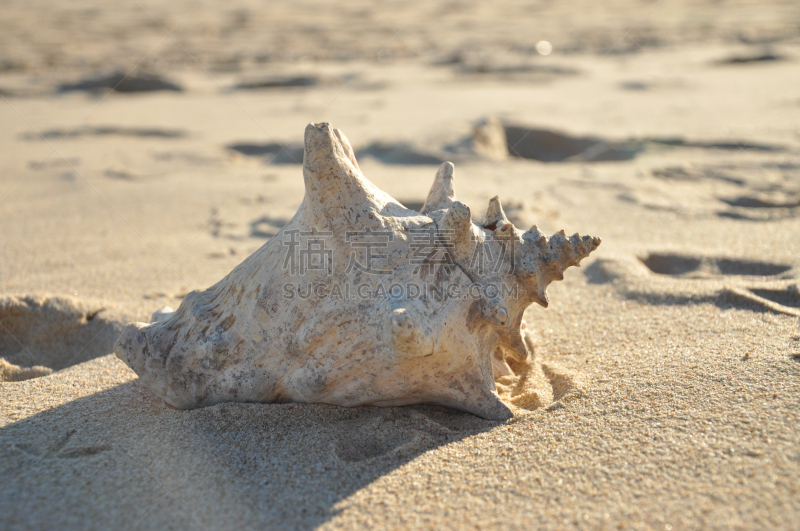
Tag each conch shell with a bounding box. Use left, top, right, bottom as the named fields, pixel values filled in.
left=114, top=123, right=600, bottom=420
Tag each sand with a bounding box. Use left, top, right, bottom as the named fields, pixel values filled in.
left=1, top=0, right=799, bottom=529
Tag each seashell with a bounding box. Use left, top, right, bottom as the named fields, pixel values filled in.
left=114, top=122, right=601, bottom=420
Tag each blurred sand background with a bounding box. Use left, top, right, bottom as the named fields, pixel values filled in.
left=1, top=0, right=800, bottom=529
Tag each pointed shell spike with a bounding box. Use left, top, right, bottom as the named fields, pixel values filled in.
left=536, top=285, right=550, bottom=308
left=442, top=201, right=473, bottom=239
left=524, top=225, right=548, bottom=245
left=421, top=161, right=456, bottom=214
left=483, top=195, right=510, bottom=229
left=440, top=201, right=478, bottom=264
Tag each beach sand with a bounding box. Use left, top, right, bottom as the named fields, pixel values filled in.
left=1, top=1, right=799, bottom=529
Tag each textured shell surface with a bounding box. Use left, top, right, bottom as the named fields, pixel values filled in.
left=114, top=122, right=601, bottom=420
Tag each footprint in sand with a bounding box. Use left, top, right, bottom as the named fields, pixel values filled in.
left=722, top=286, right=800, bottom=317
left=21, top=126, right=186, bottom=141
left=650, top=161, right=800, bottom=221
left=57, top=71, right=182, bottom=94
left=249, top=216, right=288, bottom=239
left=639, top=253, right=792, bottom=278
left=226, top=141, right=305, bottom=165
left=0, top=295, right=123, bottom=382
left=718, top=191, right=800, bottom=221
left=206, top=209, right=289, bottom=241
left=591, top=253, right=799, bottom=316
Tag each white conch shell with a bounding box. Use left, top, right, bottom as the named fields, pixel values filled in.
left=114, top=123, right=601, bottom=420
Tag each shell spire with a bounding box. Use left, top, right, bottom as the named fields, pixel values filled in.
left=301, top=122, right=392, bottom=227
left=421, top=162, right=456, bottom=214
left=302, top=122, right=357, bottom=182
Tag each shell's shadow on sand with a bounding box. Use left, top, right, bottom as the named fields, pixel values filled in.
left=0, top=381, right=497, bottom=529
